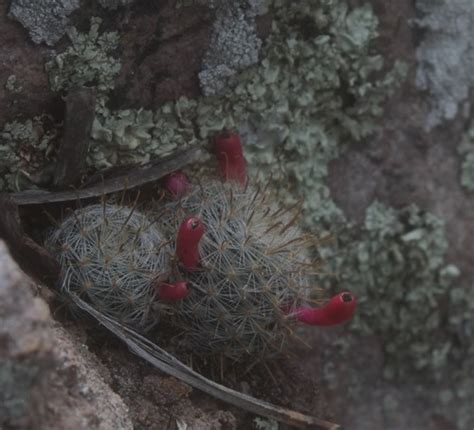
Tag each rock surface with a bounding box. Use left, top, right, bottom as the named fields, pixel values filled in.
left=0, top=239, right=133, bottom=429
left=8, top=0, right=80, bottom=46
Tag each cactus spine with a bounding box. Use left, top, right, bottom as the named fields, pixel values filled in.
left=46, top=203, right=172, bottom=329
left=159, top=180, right=319, bottom=360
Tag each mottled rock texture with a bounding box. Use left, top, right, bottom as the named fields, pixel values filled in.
left=0, top=240, right=133, bottom=430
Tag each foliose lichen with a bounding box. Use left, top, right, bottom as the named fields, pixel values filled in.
left=45, top=17, right=121, bottom=93
left=322, top=201, right=460, bottom=379
left=4, top=75, right=24, bottom=94
left=458, top=122, right=474, bottom=191
left=414, top=0, right=474, bottom=130
left=90, top=0, right=407, bottom=231
left=8, top=0, right=81, bottom=46
left=198, top=0, right=265, bottom=96
left=98, top=0, right=134, bottom=9
left=0, top=117, right=58, bottom=192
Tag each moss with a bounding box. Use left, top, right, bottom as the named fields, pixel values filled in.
left=45, top=17, right=121, bottom=93
left=458, top=122, right=474, bottom=191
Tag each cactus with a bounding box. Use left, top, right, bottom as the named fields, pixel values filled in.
left=45, top=202, right=173, bottom=330
left=45, top=132, right=356, bottom=362
left=158, top=180, right=322, bottom=361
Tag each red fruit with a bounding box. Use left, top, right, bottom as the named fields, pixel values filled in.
left=176, top=216, right=205, bottom=269
left=295, top=292, right=356, bottom=326
left=214, top=132, right=247, bottom=185
left=157, top=281, right=190, bottom=301
left=164, top=171, right=190, bottom=198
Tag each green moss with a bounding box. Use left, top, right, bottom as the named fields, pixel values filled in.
left=458, top=122, right=474, bottom=191
left=45, top=17, right=121, bottom=93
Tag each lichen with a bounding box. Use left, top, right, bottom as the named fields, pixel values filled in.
left=322, top=201, right=460, bottom=379
left=8, top=0, right=80, bottom=46
left=458, top=122, right=474, bottom=191
left=0, top=117, right=58, bottom=192
left=4, top=75, right=23, bottom=94
left=414, top=0, right=474, bottom=130
left=254, top=416, right=279, bottom=430
left=98, top=0, right=134, bottom=9
left=91, top=0, right=406, bottom=231
left=198, top=0, right=264, bottom=96
left=90, top=97, right=199, bottom=168
left=45, top=17, right=121, bottom=93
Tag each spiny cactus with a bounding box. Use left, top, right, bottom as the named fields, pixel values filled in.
left=44, top=131, right=355, bottom=363
left=45, top=203, right=173, bottom=330
left=158, top=180, right=321, bottom=360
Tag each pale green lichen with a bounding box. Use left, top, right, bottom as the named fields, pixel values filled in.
left=91, top=0, right=407, bottom=230
left=320, top=201, right=473, bottom=428
left=253, top=416, right=279, bottom=430
left=91, top=97, right=200, bottom=168
left=0, top=118, right=58, bottom=192
left=4, top=75, right=23, bottom=94
left=45, top=17, right=121, bottom=93
left=458, top=122, right=474, bottom=191
left=322, top=201, right=460, bottom=379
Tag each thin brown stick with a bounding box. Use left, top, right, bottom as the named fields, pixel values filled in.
left=71, top=295, right=340, bottom=430
left=10, top=147, right=202, bottom=205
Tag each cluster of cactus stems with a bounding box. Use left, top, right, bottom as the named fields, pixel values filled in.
left=46, top=132, right=356, bottom=361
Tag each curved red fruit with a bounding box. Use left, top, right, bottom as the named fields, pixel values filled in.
left=296, top=292, right=356, bottom=326
left=158, top=281, right=190, bottom=301
left=214, top=132, right=247, bottom=185
left=164, top=171, right=190, bottom=198
left=176, top=216, right=205, bottom=269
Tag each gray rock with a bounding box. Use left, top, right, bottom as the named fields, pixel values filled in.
left=9, top=0, right=81, bottom=46
left=0, top=240, right=133, bottom=430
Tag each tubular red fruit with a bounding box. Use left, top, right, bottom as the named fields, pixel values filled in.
left=176, top=216, right=205, bottom=269
left=214, top=132, right=247, bottom=185
left=296, top=292, right=356, bottom=326
left=163, top=171, right=190, bottom=198
left=157, top=281, right=190, bottom=301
